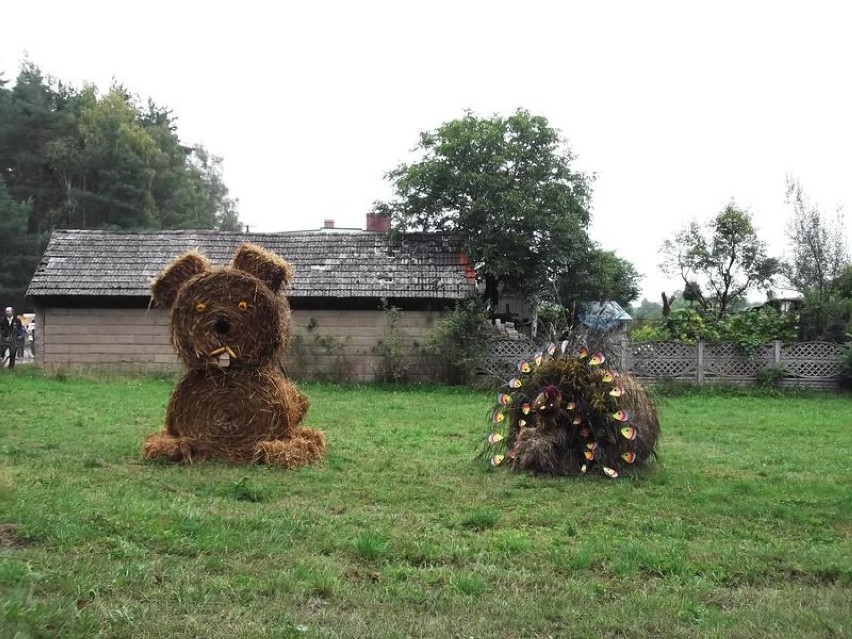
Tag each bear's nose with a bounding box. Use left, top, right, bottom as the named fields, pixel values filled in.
left=214, top=317, right=231, bottom=335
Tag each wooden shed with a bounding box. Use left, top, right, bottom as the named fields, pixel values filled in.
left=26, top=228, right=476, bottom=381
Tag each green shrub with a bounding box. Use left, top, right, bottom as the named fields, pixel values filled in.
left=718, top=307, right=796, bottom=355
left=629, top=305, right=795, bottom=356
left=374, top=301, right=411, bottom=383
left=628, top=322, right=670, bottom=342
left=838, top=336, right=852, bottom=390
left=424, top=295, right=490, bottom=385
left=756, top=364, right=788, bottom=390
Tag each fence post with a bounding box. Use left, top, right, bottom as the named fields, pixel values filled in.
left=620, top=335, right=630, bottom=372
left=774, top=340, right=782, bottom=366
left=696, top=340, right=704, bottom=385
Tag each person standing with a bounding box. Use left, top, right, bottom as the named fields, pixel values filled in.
left=1, top=307, right=23, bottom=368
left=27, top=320, right=35, bottom=359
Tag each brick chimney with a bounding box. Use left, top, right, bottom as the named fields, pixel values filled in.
left=323, top=219, right=335, bottom=229
left=366, top=212, right=390, bottom=232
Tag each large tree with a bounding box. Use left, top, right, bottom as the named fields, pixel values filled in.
left=783, top=177, right=851, bottom=340
left=783, top=176, right=848, bottom=297
left=0, top=62, right=241, bottom=233
left=0, top=177, right=44, bottom=311
left=555, top=245, right=641, bottom=309
left=0, top=61, right=243, bottom=310
left=0, top=62, right=69, bottom=229
left=374, top=109, right=597, bottom=306
left=660, top=204, right=780, bottom=319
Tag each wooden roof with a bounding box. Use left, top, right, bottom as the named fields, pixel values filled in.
left=27, top=229, right=476, bottom=300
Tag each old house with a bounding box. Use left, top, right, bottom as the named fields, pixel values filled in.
left=26, top=224, right=476, bottom=381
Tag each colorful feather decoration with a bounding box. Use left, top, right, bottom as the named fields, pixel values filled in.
left=620, top=426, right=637, bottom=440
left=482, top=342, right=659, bottom=479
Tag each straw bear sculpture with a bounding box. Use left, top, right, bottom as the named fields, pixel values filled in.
left=142, top=243, right=326, bottom=467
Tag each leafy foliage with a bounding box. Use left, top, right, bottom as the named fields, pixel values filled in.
left=0, top=178, right=45, bottom=310
left=0, top=62, right=240, bottom=232
left=795, top=290, right=852, bottom=342
left=783, top=176, right=848, bottom=297
left=424, top=295, right=490, bottom=385
left=755, top=364, right=788, bottom=391
left=660, top=204, right=780, bottom=319
left=374, top=109, right=599, bottom=305
left=783, top=178, right=851, bottom=341
left=838, top=336, right=852, bottom=389
left=720, top=307, right=797, bottom=353
left=0, top=61, right=241, bottom=309
left=629, top=305, right=796, bottom=355
left=553, top=245, right=641, bottom=308
left=374, top=301, right=411, bottom=383
left=630, top=297, right=664, bottom=321
left=535, top=301, right=572, bottom=341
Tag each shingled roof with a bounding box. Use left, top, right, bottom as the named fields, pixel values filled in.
left=27, top=229, right=476, bottom=300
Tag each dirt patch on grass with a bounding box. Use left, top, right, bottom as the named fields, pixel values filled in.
left=0, top=524, right=28, bottom=548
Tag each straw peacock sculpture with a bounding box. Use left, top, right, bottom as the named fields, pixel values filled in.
left=482, top=342, right=659, bottom=477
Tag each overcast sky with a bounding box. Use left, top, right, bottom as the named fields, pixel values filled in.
left=3, top=0, right=851, bottom=303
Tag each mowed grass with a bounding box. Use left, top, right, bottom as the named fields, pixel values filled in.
left=1, top=370, right=850, bottom=639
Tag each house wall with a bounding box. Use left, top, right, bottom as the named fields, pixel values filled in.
left=285, top=309, right=441, bottom=382
left=36, top=307, right=176, bottom=369
left=34, top=306, right=445, bottom=382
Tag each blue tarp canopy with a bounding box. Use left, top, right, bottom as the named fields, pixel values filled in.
left=578, top=301, right=632, bottom=331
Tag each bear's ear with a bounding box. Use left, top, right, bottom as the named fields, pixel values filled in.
left=231, top=243, right=294, bottom=293
left=151, top=250, right=212, bottom=308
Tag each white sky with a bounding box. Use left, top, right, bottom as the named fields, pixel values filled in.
left=3, top=0, right=851, bottom=303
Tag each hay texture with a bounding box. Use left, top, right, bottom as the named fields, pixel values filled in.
left=142, top=243, right=325, bottom=468
left=482, top=343, right=659, bottom=478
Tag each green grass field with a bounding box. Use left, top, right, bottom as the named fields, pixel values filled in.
left=1, top=370, right=850, bottom=638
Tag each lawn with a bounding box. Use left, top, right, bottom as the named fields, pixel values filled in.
left=1, top=370, right=850, bottom=638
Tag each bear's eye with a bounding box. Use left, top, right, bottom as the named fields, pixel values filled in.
left=195, top=302, right=206, bottom=313
left=238, top=301, right=248, bottom=311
